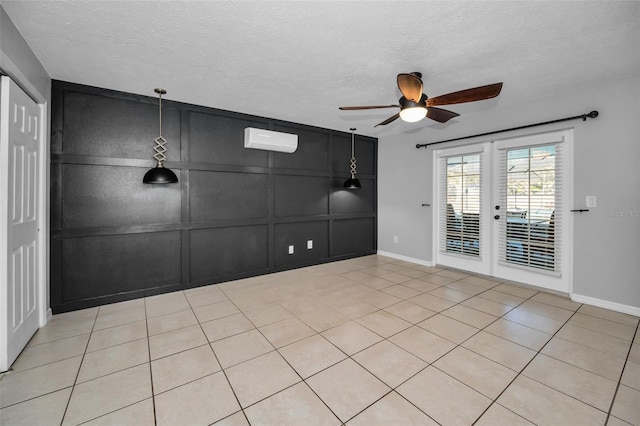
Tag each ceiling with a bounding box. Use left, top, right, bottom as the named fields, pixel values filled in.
left=2, top=1, right=638, bottom=138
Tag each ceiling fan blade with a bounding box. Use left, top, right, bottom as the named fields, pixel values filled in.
left=426, top=82, right=503, bottom=106
left=426, top=107, right=460, bottom=123
left=375, top=113, right=400, bottom=127
left=397, top=73, right=423, bottom=102
left=339, top=105, right=399, bottom=110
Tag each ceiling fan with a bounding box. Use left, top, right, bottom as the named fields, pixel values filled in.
left=339, top=72, right=503, bottom=127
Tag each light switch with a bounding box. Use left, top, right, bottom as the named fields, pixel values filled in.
left=586, top=196, right=597, bottom=208
left=288, top=245, right=294, bottom=255
left=307, top=240, right=313, bottom=250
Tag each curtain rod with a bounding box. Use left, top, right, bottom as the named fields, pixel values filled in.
left=415, top=110, right=599, bottom=149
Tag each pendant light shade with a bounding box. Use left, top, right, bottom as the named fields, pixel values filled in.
left=399, top=106, right=427, bottom=122
left=143, top=88, right=178, bottom=184
left=343, top=177, right=362, bottom=189
left=143, top=166, right=178, bottom=184
left=343, top=128, right=361, bottom=189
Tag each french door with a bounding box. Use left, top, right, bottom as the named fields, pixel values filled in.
left=1, top=76, right=42, bottom=372
left=434, top=129, right=573, bottom=294
left=434, top=143, right=492, bottom=275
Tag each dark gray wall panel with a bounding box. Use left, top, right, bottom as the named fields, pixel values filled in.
left=190, top=226, right=269, bottom=281
left=274, top=221, right=329, bottom=267
left=331, top=178, right=376, bottom=215
left=62, top=164, right=181, bottom=228
left=273, top=125, right=329, bottom=171
left=61, top=231, right=181, bottom=302
left=333, top=218, right=376, bottom=256
left=190, top=171, right=269, bottom=222
left=51, top=81, right=377, bottom=313
left=62, top=91, right=181, bottom=161
left=189, top=111, right=269, bottom=166
left=332, top=135, right=376, bottom=176
left=274, top=175, right=328, bottom=217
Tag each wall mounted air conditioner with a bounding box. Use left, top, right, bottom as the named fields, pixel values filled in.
left=244, top=128, right=298, bottom=153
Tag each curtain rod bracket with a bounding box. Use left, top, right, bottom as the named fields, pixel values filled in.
left=416, top=110, right=599, bottom=149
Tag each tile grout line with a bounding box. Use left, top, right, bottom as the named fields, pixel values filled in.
left=604, top=319, right=639, bottom=425
left=305, top=266, right=438, bottom=424
left=239, top=293, right=347, bottom=425
left=214, top=264, right=432, bottom=424
left=329, top=268, right=509, bottom=424
left=58, top=307, right=101, bottom=426
left=70, top=302, right=156, bottom=425
left=470, top=306, right=587, bottom=425
left=17, top=258, right=636, bottom=425
left=187, top=289, right=253, bottom=425
left=318, top=270, right=498, bottom=425
left=143, top=297, right=159, bottom=426
left=410, top=283, right=545, bottom=425
left=355, top=273, right=588, bottom=425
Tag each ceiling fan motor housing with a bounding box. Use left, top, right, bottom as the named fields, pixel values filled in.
left=399, top=93, right=428, bottom=109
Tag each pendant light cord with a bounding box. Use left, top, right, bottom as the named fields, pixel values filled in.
left=158, top=91, right=163, bottom=137
left=152, top=88, right=168, bottom=166
left=350, top=128, right=357, bottom=178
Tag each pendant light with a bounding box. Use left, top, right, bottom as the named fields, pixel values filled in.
left=343, top=128, right=361, bottom=189
left=143, top=88, right=178, bottom=184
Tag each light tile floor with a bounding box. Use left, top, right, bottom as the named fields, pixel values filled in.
left=1, top=255, right=639, bottom=425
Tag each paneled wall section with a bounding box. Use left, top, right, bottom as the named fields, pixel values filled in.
left=50, top=81, right=377, bottom=313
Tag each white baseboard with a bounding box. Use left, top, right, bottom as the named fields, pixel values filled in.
left=376, top=250, right=434, bottom=267
left=571, top=293, right=640, bottom=317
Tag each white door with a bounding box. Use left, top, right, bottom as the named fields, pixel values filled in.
left=434, top=129, right=573, bottom=294
left=1, top=76, right=41, bottom=372
left=492, top=130, right=573, bottom=293
left=434, top=143, right=492, bottom=275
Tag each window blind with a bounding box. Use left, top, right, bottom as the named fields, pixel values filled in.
left=497, top=142, right=562, bottom=272
left=440, top=153, right=483, bottom=258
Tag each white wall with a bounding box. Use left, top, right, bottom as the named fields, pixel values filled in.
left=0, top=7, right=50, bottom=102
left=378, top=75, right=640, bottom=311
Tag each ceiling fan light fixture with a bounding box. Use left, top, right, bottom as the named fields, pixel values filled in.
left=340, top=73, right=503, bottom=127
left=399, top=106, right=427, bottom=123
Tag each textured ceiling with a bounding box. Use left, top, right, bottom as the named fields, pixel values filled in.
left=2, top=0, right=638, bottom=138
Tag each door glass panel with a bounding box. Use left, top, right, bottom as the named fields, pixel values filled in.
left=505, top=145, right=556, bottom=270
left=446, top=154, right=481, bottom=257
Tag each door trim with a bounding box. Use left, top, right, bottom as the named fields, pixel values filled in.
left=491, top=129, right=574, bottom=295
left=0, top=70, right=50, bottom=328
left=431, top=129, right=574, bottom=296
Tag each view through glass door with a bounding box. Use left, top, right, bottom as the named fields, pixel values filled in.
left=434, top=129, right=573, bottom=294
left=435, top=143, right=491, bottom=276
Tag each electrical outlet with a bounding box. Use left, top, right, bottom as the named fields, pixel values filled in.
left=586, top=195, right=597, bottom=208
left=307, top=240, right=313, bottom=250
left=393, top=235, right=398, bottom=243
left=288, top=245, right=294, bottom=255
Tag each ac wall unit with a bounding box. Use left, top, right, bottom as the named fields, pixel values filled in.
left=244, top=128, right=298, bottom=153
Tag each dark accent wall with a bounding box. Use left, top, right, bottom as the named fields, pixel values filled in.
left=50, top=81, right=377, bottom=313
